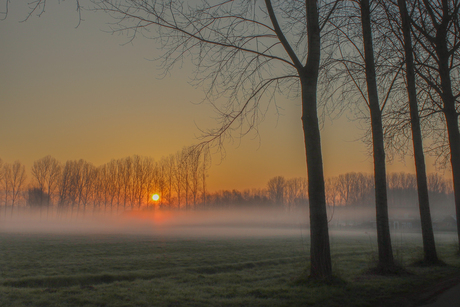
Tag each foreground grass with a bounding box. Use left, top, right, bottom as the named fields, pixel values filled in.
left=0, top=229, right=459, bottom=306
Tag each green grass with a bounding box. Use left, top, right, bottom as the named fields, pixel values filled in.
left=0, top=230, right=459, bottom=306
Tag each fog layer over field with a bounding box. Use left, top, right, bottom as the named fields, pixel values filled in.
left=0, top=208, right=312, bottom=237
left=1, top=204, right=455, bottom=238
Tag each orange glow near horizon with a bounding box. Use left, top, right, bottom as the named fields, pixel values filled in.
left=1, top=4, right=451, bottom=194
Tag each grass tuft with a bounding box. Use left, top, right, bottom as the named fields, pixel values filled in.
left=365, top=262, right=411, bottom=276
left=411, top=258, right=447, bottom=267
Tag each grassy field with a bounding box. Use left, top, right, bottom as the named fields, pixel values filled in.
left=0, top=229, right=459, bottom=307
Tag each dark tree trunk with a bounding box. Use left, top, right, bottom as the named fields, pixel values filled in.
left=439, top=58, right=460, bottom=250
left=301, top=72, right=332, bottom=279
left=360, top=0, right=394, bottom=269
left=398, top=0, right=438, bottom=263
left=302, top=0, right=332, bottom=279
left=444, top=109, right=460, bottom=250
left=432, top=1, right=460, bottom=250
left=265, top=0, right=332, bottom=279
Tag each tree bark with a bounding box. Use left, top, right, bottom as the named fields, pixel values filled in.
left=444, top=109, right=460, bottom=250
left=433, top=1, right=460, bottom=250
left=398, top=0, right=438, bottom=263
left=264, top=0, right=332, bottom=279
left=301, top=0, right=332, bottom=279
left=360, top=0, right=394, bottom=269
left=439, top=67, right=460, bottom=250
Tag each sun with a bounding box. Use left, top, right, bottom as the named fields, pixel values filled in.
left=152, top=194, right=160, bottom=201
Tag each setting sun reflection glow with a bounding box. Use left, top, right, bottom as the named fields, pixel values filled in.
left=152, top=194, right=160, bottom=201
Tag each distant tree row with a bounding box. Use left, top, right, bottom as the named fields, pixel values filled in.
left=0, top=147, right=209, bottom=215
left=206, top=172, right=453, bottom=211
left=0, top=159, right=27, bottom=215
left=325, top=172, right=453, bottom=209
left=56, top=149, right=208, bottom=214
left=205, top=177, right=309, bottom=210
left=0, top=153, right=454, bottom=215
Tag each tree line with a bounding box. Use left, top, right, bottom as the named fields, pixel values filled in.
left=0, top=147, right=209, bottom=215
left=209, top=172, right=453, bottom=211
left=0, top=153, right=453, bottom=215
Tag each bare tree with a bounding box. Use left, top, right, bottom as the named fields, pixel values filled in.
left=326, top=0, right=401, bottom=271
left=360, top=0, right=397, bottom=271
left=267, top=176, right=286, bottom=206
left=118, top=156, right=133, bottom=210
left=373, top=0, right=440, bottom=265
left=189, top=148, right=202, bottom=209
left=406, top=0, right=460, bottom=250
left=0, top=158, right=3, bottom=215
left=174, top=150, right=185, bottom=210
left=31, top=155, right=62, bottom=208
left=8, top=161, right=27, bottom=215
left=106, top=160, right=120, bottom=212
left=165, top=154, right=176, bottom=208
left=58, top=159, right=95, bottom=215
left=285, top=177, right=308, bottom=210
left=11, top=0, right=345, bottom=278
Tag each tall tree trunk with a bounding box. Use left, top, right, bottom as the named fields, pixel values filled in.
left=434, top=5, right=460, bottom=250
left=264, top=0, right=332, bottom=279
left=444, top=109, right=460, bottom=249
left=360, top=0, right=394, bottom=270
left=301, top=75, right=332, bottom=279
left=439, top=64, right=460, bottom=250
left=398, top=0, right=438, bottom=263
left=302, top=0, right=332, bottom=279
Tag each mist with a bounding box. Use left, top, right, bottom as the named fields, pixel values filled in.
left=1, top=203, right=455, bottom=239
left=0, top=208, right=310, bottom=238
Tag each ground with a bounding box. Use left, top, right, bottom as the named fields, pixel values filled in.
left=0, top=229, right=459, bottom=306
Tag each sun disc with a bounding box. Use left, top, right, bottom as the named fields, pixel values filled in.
left=152, top=194, right=160, bottom=201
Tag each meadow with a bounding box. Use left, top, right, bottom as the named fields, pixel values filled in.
left=0, top=227, right=459, bottom=307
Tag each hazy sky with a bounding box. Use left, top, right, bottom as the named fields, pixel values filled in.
left=0, top=1, right=442, bottom=191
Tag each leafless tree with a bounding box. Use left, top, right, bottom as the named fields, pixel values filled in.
left=0, top=158, right=3, bottom=215
left=405, top=0, right=460, bottom=249
left=31, top=155, right=62, bottom=207
left=189, top=148, right=201, bottom=209
left=326, top=0, right=403, bottom=271
left=267, top=176, right=286, bottom=206
left=285, top=177, right=308, bottom=210
left=7, top=161, right=27, bottom=215
left=1, top=161, right=11, bottom=215
left=105, top=159, right=120, bottom=212
left=87, top=0, right=341, bottom=279
left=118, top=156, right=133, bottom=210
left=371, top=0, right=440, bottom=265
left=10, top=0, right=344, bottom=278
left=58, top=159, right=95, bottom=215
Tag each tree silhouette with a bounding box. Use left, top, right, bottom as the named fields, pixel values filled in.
left=389, top=0, right=439, bottom=264
left=90, top=0, right=343, bottom=279
left=327, top=0, right=398, bottom=271
left=407, top=0, right=460, bottom=250
left=9, top=0, right=346, bottom=279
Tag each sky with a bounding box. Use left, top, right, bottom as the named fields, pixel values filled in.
left=0, top=1, right=443, bottom=192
